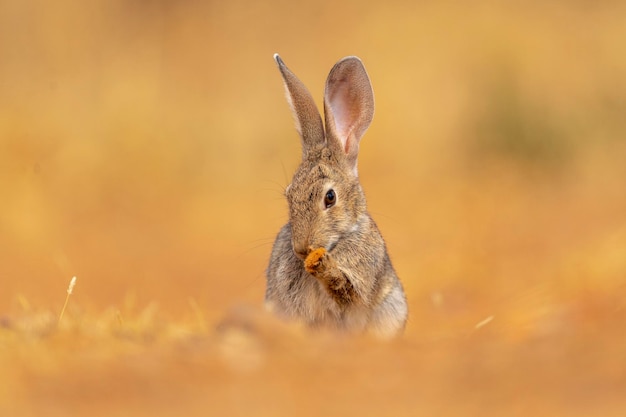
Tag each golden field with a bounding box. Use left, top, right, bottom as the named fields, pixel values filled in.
left=1, top=0, right=625, bottom=415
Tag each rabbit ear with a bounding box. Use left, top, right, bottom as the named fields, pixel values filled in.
left=274, top=54, right=325, bottom=156
left=323, top=56, right=374, bottom=176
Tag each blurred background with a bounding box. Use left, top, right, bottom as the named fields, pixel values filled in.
left=1, top=0, right=625, bottom=416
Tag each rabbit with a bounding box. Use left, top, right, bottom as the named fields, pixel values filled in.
left=265, top=54, right=408, bottom=339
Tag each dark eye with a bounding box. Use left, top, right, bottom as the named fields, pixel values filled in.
left=324, top=189, right=336, bottom=209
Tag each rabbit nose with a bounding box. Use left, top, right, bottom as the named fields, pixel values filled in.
left=293, top=243, right=309, bottom=260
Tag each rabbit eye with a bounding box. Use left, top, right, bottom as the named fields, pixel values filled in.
left=324, top=189, right=336, bottom=209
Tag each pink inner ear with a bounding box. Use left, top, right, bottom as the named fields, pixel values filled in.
left=331, top=100, right=351, bottom=150
left=328, top=81, right=360, bottom=154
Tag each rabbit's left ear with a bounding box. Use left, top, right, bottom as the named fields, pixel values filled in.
left=274, top=54, right=326, bottom=158
left=324, top=57, right=374, bottom=176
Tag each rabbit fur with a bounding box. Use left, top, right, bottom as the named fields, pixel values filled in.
left=265, top=54, right=408, bottom=338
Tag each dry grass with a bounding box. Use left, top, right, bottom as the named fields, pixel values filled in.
left=1, top=0, right=626, bottom=416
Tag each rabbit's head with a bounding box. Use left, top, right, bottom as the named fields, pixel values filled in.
left=274, top=54, right=375, bottom=260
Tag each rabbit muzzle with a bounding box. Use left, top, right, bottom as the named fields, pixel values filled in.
left=292, top=236, right=338, bottom=260
left=292, top=242, right=309, bottom=260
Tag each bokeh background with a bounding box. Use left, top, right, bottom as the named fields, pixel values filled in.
left=1, top=0, right=625, bottom=416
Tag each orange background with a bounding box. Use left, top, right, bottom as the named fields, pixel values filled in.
left=1, top=1, right=625, bottom=415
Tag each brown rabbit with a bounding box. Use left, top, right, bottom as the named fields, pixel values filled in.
left=265, top=54, right=408, bottom=338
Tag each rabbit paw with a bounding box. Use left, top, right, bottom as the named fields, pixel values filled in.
left=304, top=248, right=326, bottom=274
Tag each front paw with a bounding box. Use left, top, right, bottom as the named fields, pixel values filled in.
left=304, top=247, right=326, bottom=274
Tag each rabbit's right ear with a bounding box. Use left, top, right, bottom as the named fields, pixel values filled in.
left=323, top=57, right=374, bottom=176
left=274, top=54, right=325, bottom=157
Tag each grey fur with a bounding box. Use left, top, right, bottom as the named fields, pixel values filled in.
left=265, top=55, right=408, bottom=338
